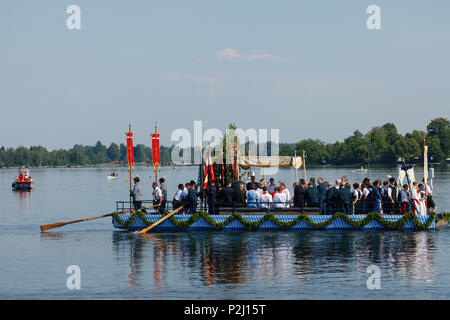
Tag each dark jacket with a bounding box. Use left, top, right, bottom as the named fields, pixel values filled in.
left=205, top=186, right=218, bottom=203
left=326, top=187, right=338, bottom=203
left=317, top=183, right=327, bottom=202
left=188, top=188, right=197, bottom=204
left=371, top=188, right=382, bottom=201
left=306, top=186, right=320, bottom=205
left=293, top=185, right=307, bottom=207
left=221, top=186, right=234, bottom=205
left=233, top=189, right=247, bottom=207
left=337, top=188, right=352, bottom=203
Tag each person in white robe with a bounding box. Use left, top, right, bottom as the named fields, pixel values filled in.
left=280, top=182, right=291, bottom=208
left=410, top=182, right=424, bottom=215
left=259, top=186, right=273, bottom=209
left=272, top=187, right=288, bottom=208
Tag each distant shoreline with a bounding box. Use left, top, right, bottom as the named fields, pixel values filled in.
left=1, top=163, right=445, bottom=170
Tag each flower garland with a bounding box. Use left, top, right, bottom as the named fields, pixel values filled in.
left=113, top=211, right=437, bottom=231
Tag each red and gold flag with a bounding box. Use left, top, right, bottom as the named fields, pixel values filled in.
left=151, top=133, right=160, bottom=167
left=126, top=130, right=134, bottom=169
left=203, top=150, right=215, bottom=188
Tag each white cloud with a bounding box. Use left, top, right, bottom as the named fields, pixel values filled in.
left=215, top=48, right=281, bottom=62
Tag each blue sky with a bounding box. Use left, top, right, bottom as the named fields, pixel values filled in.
left=1, top=0, right=449, bottom=149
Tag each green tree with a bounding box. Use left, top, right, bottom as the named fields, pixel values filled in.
left=107, top=143, right=121, bottom=161
left=427, top=117, right=449, bottom=137
left=295, top=139, right=328, bottom=164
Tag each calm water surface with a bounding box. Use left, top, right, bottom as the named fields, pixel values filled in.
left=0, top=166, right=449, bottom=299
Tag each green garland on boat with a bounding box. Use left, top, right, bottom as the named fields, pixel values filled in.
left=112, top=211, right=437, bottom=231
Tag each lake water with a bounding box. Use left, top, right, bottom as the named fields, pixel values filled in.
left=0, top=165, right=449, bottom=299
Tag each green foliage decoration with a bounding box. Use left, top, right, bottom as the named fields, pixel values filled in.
left=113, top=211, right=437, bottom=231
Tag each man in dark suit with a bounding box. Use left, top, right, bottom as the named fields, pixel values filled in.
left=205, top=181, right=218, bottom=214
left=233, top=183, right=247, bottom=207
left=221, top=181, right=234, bottom=207
left=338, top=183, right=352, bottom=214
left=294, top=179, right=307, bottom=213
left=326, top=182, right=338, bottom=214
left=317, top=177, right=327, bottom=214
left=187, top=182, right=198, bottom=214
left=306, top=182, right=319, bottom=208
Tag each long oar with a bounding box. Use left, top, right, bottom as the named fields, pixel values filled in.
left=40, top=204, right=159, bottom=232
left=135, top=206, right=184, bottom=234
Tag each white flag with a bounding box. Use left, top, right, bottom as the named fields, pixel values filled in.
left=424, top=145, right=428, bottom=184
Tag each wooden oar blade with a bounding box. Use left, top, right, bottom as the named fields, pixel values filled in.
left=136, top=206, right=184, bottom=234
left=40, top=220, right=80, bottom=232
left=39, top=204, right=159, bottom=232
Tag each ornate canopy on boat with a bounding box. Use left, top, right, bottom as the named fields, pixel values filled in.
left=239, top=156, right=302, bottom=169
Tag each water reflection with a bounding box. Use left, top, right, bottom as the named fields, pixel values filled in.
left=112, top=230, right=436, bottom=291
left=39, top=231, right=65, bottom=241
left=13, top=190, right=33, bottom=216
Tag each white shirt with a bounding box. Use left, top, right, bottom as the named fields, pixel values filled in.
left=256, top=188, right=263, bottom=199
left=179, top=187, right=188, bottom=199
left=153, top=187, right=162, bottom=201
left=259, top=192, right=273, bottom=208
left=273, top=192, right=287, bottom=208
left=268, top=183, right=277, bottom=194
left=363, top=188, right=370, bottom=197
left=173, top=189, right=183, bottom=201
left=382, top=187, right=392, bottom=197
left=411, top=188, right=420, bottom=200
left=282, top=188, right=291, bottom=207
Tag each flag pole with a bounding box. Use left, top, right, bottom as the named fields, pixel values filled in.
left=402, top=159, right=412, bottom=192
left=154, top=122, right=158, bottom=185
left=424, top=138, right=428, bottom=214
left=128, top=124, right=133, bottom=211
left=294, top=149, right=298, bottom=182
left=302, top=150, right=306, bottom=180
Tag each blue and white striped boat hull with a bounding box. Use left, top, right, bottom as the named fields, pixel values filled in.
left=112, top=213, right=435, bottom=232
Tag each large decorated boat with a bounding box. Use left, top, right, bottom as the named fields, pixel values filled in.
left=111, top=124, right=439, bottom=233
left=112, top=206, right=437, bottom=232
left=12, top=167, right=33, bottom=191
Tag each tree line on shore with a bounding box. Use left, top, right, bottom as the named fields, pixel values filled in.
left=278, top=117, right=449, bottom=165
left=0, top=118, right=448, bottom=168
left=0, top=142, right=173, bottom=167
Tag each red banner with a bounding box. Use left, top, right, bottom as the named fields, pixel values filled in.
left=152, top=133, right=160, bottom=167
left=126, top=131, right=134, bottom=168
left=203, top=150, right=215, bottom=188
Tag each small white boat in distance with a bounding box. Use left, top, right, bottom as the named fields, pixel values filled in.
left=107, top=172, right=118, bottom=180
left=352, top=166, right=368, bottom=173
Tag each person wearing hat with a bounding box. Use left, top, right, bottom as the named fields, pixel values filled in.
left=130, top=176, right=146, bottom=212
left=152, top=182, right=163, bottom=213
left=159, top=177, right=167, bottom=212
left=249, top=171, right=258, bottom=189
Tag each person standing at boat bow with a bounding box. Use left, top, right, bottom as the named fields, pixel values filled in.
left=130, top=176, right=146, bottom=213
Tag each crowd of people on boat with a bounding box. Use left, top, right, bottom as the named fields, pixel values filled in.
left=129, top=174, right=436, bottom=216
